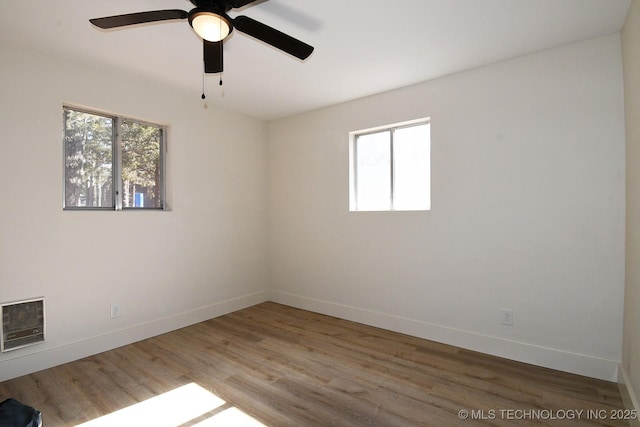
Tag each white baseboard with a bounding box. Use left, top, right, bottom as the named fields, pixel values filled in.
left=0, top=291, right=269, bottom=382
left=269, top=290, right=620, bottom=382
left=618, top=364, right=640, bottom=427
left=1, top=290, right=621, bottom=385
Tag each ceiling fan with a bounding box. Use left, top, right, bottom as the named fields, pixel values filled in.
left=89, top=0, right=314, bottom=74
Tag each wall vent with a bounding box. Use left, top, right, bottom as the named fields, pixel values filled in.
left=1, top=298, right=45, bottom=352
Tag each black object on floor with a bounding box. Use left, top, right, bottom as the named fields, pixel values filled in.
left=0, top=398, right=42, bottom=427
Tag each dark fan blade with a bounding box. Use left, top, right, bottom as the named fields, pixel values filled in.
left=90, top=10, right=188, bottom=29
left=204, top=40, right=223, bottom=73
left=233, top=15, right=314, bottom=60
left=228, top=0, right=259, bottom=7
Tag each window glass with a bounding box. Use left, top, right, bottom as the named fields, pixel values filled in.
left=63, top=107, right=165, bottom=210
left=350, top=120, right=430, bottom=211
left=121, top=120, right=162, bottom=208
left=64, top=109, right=114, bottom=208
left=355, top=131, right=391, bottom=211
left=393, top=124, right=430, bottom=210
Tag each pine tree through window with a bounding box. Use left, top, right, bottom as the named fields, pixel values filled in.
left=63, top=106, right=165, bottom=210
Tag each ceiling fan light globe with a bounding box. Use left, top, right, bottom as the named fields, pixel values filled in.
left=191, top=12, right=230, bottom=42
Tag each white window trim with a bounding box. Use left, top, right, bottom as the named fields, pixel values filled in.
left=62, top=105, right=167, bottom=211
left=349, top=118, right=430, bottom=212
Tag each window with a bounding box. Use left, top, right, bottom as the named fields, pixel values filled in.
left=350, top=119, right=430, bottom=211
left=63, top=106, right=166, bottom=210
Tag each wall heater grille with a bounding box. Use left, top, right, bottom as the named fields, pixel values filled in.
left=1, top=298, right=45, bottom=352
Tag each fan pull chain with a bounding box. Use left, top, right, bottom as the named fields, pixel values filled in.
left=201, top=67, right=206, bottom=99
left=201, top=67, right=209, bottom=108
left=218, top=23, right=224, bottom=87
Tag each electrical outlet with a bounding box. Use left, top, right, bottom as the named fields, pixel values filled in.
left=501, top=309, right=513, bottom=326
left=110, top=304, right=121, bottom=319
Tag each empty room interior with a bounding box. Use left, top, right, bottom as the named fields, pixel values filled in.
left=1, top=0, right=640, bottom=425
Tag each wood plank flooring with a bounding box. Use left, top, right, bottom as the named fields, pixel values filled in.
left=0, top=302, right=629, bottom=426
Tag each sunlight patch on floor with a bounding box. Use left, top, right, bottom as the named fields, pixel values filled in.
left=193, top=406, right=266, bottom=426
left=76, top=382, right=266, bottom=427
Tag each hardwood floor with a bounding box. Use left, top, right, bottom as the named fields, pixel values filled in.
left=0, top=302, right=629, bottom=426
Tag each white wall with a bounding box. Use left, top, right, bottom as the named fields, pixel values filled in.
left=0, top=42, right=269, bottom=381
left=623, top=0, right=640, bottom=412
left=268, top=35, right=626, bottom=381
left=0, top=33, right=627, bottom=384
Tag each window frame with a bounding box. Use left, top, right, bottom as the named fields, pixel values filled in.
left=349, top=118, right=430, bottom=212
left=62, top=105, right=167, bottom=211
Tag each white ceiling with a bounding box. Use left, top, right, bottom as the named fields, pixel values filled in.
left=0, top=0, right=631, bottom=120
